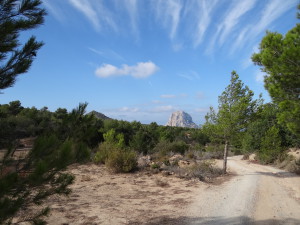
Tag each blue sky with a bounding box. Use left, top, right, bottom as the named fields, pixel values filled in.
left=1, top=0, right=299, bottom=125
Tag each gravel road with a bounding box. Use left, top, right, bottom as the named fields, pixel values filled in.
left=186, top=156, right=300, bottom=225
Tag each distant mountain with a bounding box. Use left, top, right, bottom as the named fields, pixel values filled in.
left=88, top=110, right=112, bottom=120
left=166, top=111, right=198, bottom=128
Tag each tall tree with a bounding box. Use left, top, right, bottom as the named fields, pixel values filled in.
left=204, top=71, right=257, bottom=173
left=0, top=0, right=46, bottom=91
left=252, top=4, right=300, bottom=137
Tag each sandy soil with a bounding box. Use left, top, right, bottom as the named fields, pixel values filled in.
left=12, top=156, right=300, bottom=225
left=186, top=156, right=300, bottom=225
left=32, top=163, right=213, bottom=225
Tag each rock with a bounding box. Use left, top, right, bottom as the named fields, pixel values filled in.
left=249, top=153, right=256, bottom=161
left=166, top=111, right=198, bottom=128
left=137, top=155, right=152, bottom=168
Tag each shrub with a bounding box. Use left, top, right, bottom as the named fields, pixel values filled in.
left=187, top=161, right=223, bottom=181
left=74, top=142, right=91, bottom=163
left=152, top=140, right=189, bottom=156
left=94, top=142, right=113, bottom=164
left=105, top=149, right=137, bottom=173
left=258, top=126, right=282, bottom=164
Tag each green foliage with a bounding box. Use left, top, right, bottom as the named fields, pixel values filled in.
left=0, top=0, right=46, bottom=90
left=204, top=71, right=257, bottom=148
left=105, top=149, right=137, bottom=173
left=242, top=103, right=278, bottom=153
left=153, top=140, right=189, bottom=157
left=252, top=12, right=300, bottom=137
left=258, top=126, right=282, bottom=164
left=0, top=135, right=75, bottom=224
left=203, top=71, right=258, bottom=172
left=94, top=142, right=114, bottom=164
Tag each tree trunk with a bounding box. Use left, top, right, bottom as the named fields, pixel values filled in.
left=223, top=140, right=229, bottom=174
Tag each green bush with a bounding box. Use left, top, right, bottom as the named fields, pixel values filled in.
left=152, top=140, right=189, bottom=156
left=74, top=142, right=91, bottom=163
left=94, top=142, right=137, bottom=173
left=105, top=149, right=137, bottom=173
left=94, top=142, right=113, bottom=164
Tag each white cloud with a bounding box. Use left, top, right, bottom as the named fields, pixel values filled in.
left=119, top=107, right=139, bottom=112
left=89, top=48, right=125, bottom=61
left=241, top=44, right=259, bottom=68
left=160, top=94, right=176, bottom=99
left=231, top=0, right=296, bottom=53
left=124, top=0, right=139, bottom=37
left=152, top=105, right=177, bottom=112
left=178, top=71, right=200, bottom=81
left=152, top=100, right=163, bottom=104
left=255, top=70, right=265, bottom=83
left=218, top=0, right=256, bottom=46
left=206, top=0, right=255, bottom=55
left=192, top=0, right=218, bottom=47
left=68, top=0, right=100, bottom=30
left=154, top=0, right=182, bottom=40
left=194, top=108, right=209, bottom=113
left=253, top=0, right=295, bottom=35
left=196, top=92, right=205, bottom=99
left=160, top=94, right=187, bottom=99
left=95, top=61, right=159, bottom=78
left=43, top=0, right=66, bottom=22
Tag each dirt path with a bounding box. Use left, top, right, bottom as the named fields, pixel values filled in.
left=13, top=156, right=300, bottom=224
left=186, top=156, right=300, bottom=225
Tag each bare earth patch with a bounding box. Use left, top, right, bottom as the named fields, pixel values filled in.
left=35, top=163, right=211, bottom=225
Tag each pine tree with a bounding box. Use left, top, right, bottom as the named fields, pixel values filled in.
left=0, top=0, right=46, bottom=91
left=204, top=71, right=257, bottom=173
left=252, top=4, right=300, bottom=137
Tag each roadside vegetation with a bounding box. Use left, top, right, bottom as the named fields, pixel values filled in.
left=0, top=1, right=299, bottom=224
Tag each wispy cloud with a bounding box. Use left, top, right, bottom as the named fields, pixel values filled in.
left=218, top=0, right=256, bottom=45
left=152, top=105, right=177, bottom=112
left=206, top=0, right=255, bottom=54
left=194, top=107, right=209, bottom=113
left=178, top=71, right=200, bottom=81
left=68, top=0, right=100, bottom=30
left=95, top=61, right=159, bottom=78
left=43, top=0, right=66, bottom=23
left=195, top=92, right=205, bottom=99
left=160, top=94, right=187, bottom=99
left=160, top=94, right=176, bottom=99
left=89, top=48, right=125, bottom=62
left=231, top=0, right=296, bottom=53
left=253, top=0, right=295, bottom=35
left=241, top=44, right=259, bottom=68
left=192, top=0, right=218, bottom=47
left=119, top=107, right=139, bottom=112
left=154, top=0, right=182, bottom=40
left=123, top=0, right=139, bottom=37
left=255, top=70, right=265, bottom=83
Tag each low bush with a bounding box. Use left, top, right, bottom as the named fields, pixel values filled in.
left=152, top=140, right=189, bottom=157
left=187, top=161, right=223, bottom=181
left=94, top=142, right=113, bottom=164
left=105, top=149, right=137, bottom=173
left=94, top=142, right=137, bottom=173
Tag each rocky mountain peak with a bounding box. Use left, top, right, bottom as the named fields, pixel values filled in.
left=166, top=111, right=198, bottom=128
left=88, top=110, right=111, bottom=120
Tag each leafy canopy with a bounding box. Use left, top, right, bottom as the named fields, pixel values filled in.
left=252, top=6, right=300, bottom=137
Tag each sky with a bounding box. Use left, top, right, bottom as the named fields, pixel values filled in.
left=1, top=0, right=299, bottom=125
